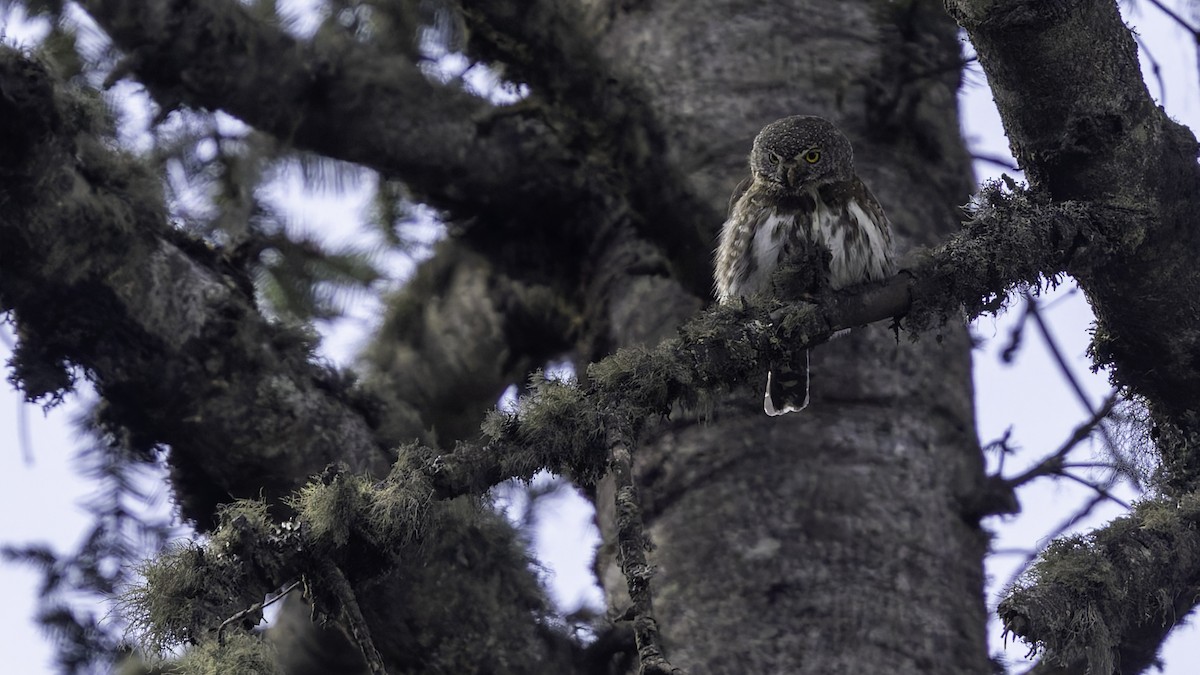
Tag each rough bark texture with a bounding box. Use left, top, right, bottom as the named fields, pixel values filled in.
left=947, top=1, right=1200, bottom=672
left=949, top=0, right=1200, bottom=436
left=583, top=2, right=990, bottom=672
left=0, top=52, right=391, bottom=526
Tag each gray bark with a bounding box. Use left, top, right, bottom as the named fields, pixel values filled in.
left=586, top=2, right=990, bottom=672
left=949, top=2, right=1200, bottom=672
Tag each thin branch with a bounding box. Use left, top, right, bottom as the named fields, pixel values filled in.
left=1057, top=471, right=1131, bottom=510
left=78, top=0, right=572, bottom=212
left=991, top=548, right=1039, bottom=557
left=1000, top=300, right=1030, bottom=364
left=1024, top=293, right=1141, bottom=488
left=1143, top=0, right=1200, bottom=36
left=610, top=429, right=683, bottom=675
left=1058, top=462, right=1122, bottom=471
left=217, top=579, right=301, bottom=647
left=1023, top=293, right=1097, bottom=415
left=1004, top=392, right=1119, bottom=489
left=973, top=152, right=1021, bottom=171
left=319, top=558, right=389, bottom=675
left=1133, top=33, right=1168, bottom=107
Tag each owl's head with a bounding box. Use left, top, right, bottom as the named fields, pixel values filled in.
left=749, top=116, right=855, bottom=191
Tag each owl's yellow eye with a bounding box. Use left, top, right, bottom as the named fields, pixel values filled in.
left=803, top=149, right=821, bottom=164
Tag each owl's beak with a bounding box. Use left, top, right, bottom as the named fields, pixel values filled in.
left=781, top=164, right=800, bottom=188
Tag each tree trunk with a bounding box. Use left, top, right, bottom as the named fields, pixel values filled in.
left=0, top=0, right=1058, bottom=673
left=584, top=1, right=993, bottom=672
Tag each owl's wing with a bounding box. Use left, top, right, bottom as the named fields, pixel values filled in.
left=850, top=177, right=897, bottom=277
left=853, top=178, right=891, bottom=244
left=727, top=176, right=752, bottom=217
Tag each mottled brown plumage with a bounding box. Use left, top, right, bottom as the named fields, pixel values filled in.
left=714, top=116, right=894, bottom=415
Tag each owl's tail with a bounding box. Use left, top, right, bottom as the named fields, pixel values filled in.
left=764, top=351, right=810, bottom=415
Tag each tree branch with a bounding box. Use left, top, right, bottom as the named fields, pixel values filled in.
left=77, top=0, right=573, bottom=213
left=406, top=180, right=1106, bottom=502
left=610, top=429, right=681, bottom=675
left=1004, top=393, right=1118, bottom=489
left=2, top=29, right=1112, bottom=522
left=999, top=495, right=1200, bottom=675
left=0, top=49, right=389, bottom=527
left=948, top=2, right=1200, bottom=669
left=79, top=0, right=719, bottom=297
left=948, top=0, right=1200, bottom=471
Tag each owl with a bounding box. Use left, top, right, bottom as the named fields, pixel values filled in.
left=714, top=116, right=895, bottom=415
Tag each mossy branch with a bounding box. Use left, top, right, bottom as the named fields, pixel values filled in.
left=0, top=48, right=392, bottom=527
left=77, top=0, right=572, bottom=214
left=148, top=179, right=1108, bottom=664
left=314, top=557, right=389, bottom=675
left=610, top=429, right=682, bottom=675
left=999, top=494, right=1200, bottom=675
left=123, top=467, right=435, bottom=663
left=411, top=180, right=1108, bottom=501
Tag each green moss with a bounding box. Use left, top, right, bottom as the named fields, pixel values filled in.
left=123, top=544, right=248, bottom=655
left=1000, top=496, right=1200, bottom=672
left=589, top=342, right=687, bottom=418
left=903, top=180, right=1104, bottom=337
left=172, top=631, right=279, bottom=675
left=367, top=454, right=437, bottom=546
left=510, top=374, right=607, bottom=485
left=209, top=501, right=274, bottom=552
left=1150, top=414, right=1200, bottom=493
left=291, top=472, right=373, bottom=550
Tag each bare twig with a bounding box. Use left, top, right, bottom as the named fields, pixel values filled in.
left=1058, top=471, right=1131, bottom=509
left=1000, top=301, right=1030, bottom=363
left=1024, top=293, right=1143, bottom=488
left=610, top=429, right=683, bottom=675
left=217, top=579, right=302, bottom=646
left=1134, top=33, right=1168, bottom=106
left=1004, top=392, right=1119, bottom=488
left=0, top=328, right=34, bottom=464
left=1023, top=293, right=1097, bottom=414
left=1059, top=462, right=1121, bottom=471
left=1143, top=0, right=1200, bottom=36
left=973, top=152, right=1021, bottom=171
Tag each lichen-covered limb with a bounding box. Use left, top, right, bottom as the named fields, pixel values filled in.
left=999, top=495, right=1200, bottom=675
left=411, top=182, right=1104, bottom=500
left=76, top=0, right=573, bottom=213
left=609, top=430, right=682, bottom=675
left=948, top=0, right=1200, bottom=467
left=315, top=558, right=389, bottom=675
left=0, top=50, right=389, bottom=527
left=946, top=2, right=1200, bottom=670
